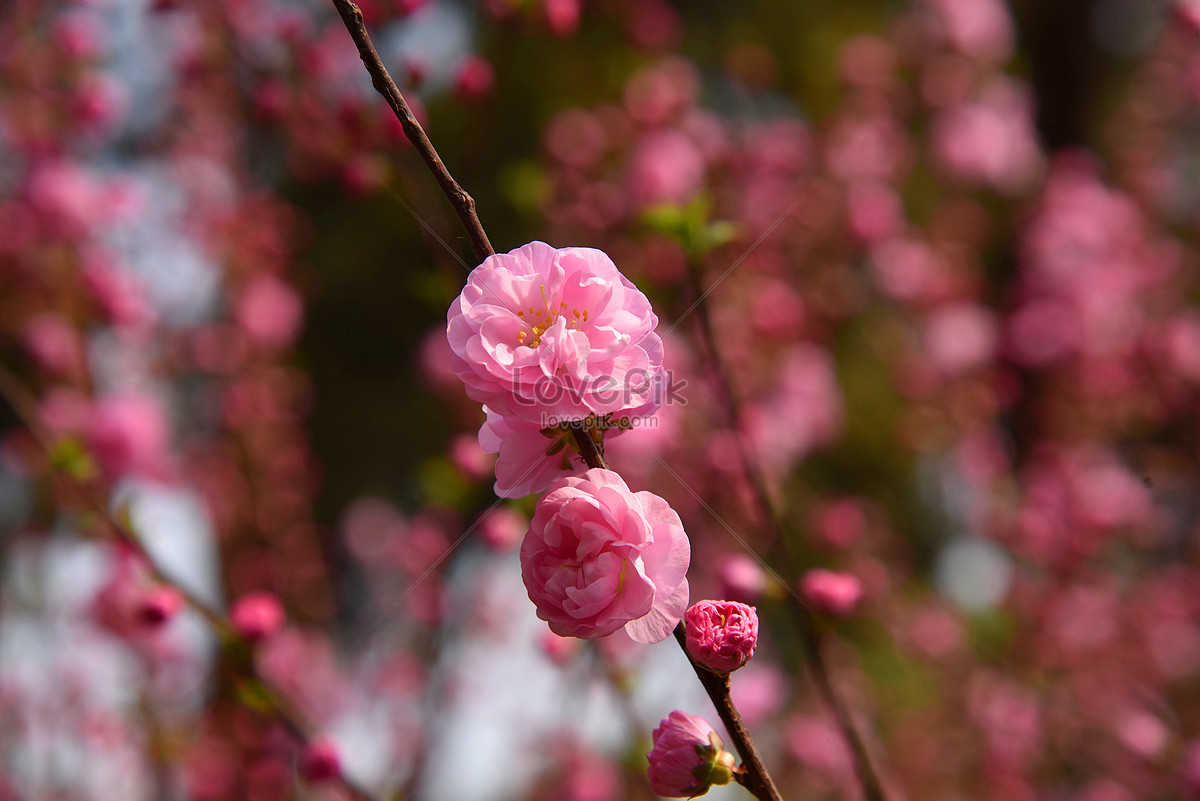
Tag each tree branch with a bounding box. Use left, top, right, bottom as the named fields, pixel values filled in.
left=329, top=0, right=494, bottom=263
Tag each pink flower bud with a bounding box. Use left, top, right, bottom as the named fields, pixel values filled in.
left=539, top=630, right=582, bottom=665
left=235, top=274, right=303, bottom=351
left=800, top=569, right=863, bottom=616
left=715, top=553, right=767, bottom=602
left=137, top=586, right=184, bottom=627
left=299, top=739, right=341, bottom=783
left=684, top=600, right=758, bottom=674
left=475, top=506, right=527, bottom=551
left=646, top=711, right=736, bottom=798
left=453, top=56, right=494, bottom=102
left=230, top=592, right=285, bottom=643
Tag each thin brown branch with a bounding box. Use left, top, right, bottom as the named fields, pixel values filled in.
left=329, top=0, right=494, bottom=263
left=0, top=366, right=381, bottom=801
left=569, top=420, right=609, bottom=471
left=684, top=261, right=890, bottom=801
left=672, top=625, right=783, bottom=801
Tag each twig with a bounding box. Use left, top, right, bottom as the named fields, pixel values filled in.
left=329, top=0, right=494, bottom=263
left=684, top=261, right=890, bottom=801
left=672, top=625, right=784, bottom=801
left=0, top=366, right=381, bottom=801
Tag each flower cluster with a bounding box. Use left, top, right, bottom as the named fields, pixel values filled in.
left=447, top=244, right=690, bottom=642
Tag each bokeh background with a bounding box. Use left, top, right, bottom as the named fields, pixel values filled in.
left=2, top=0, right=1200, bottom=799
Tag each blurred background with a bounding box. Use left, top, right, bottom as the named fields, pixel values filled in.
left=2, top=0, right=1199, bottom=799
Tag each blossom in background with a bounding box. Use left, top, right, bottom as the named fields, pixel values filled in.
left=800, top=569, right=864, bottom=616
left=684, top=599, right=759, bottom=674
left=646, top=710, right=736, bottom=798
left=520, top=468, right=689, bottom=643
left=447, top=241, right=664, bottom=425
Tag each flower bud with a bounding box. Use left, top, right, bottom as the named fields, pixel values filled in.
left=230, top=591, right=285, bottom=643
left=684, top=600, right=758, bottom=674
left=800, top=569, right=863, bottom=616
left=137, top=586, right=184, bottom=627
left=647, top=711, right=736, bottom=798
left=299, top=739, right=341, bottom=783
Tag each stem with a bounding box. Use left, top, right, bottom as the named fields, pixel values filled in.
left=329, top=0, right=494, bottom=263
left=326, top=11, right=789, bottom=798
left=684, top=262, right=890, bottom=801
left=672, top=626, right=783, bottom=801
left=569, top=420, right=609, bottom=470
left=0, top=367, right=381, bottom=801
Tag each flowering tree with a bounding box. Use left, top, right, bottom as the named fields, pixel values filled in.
left=1, top=0, right=1200, bottom=800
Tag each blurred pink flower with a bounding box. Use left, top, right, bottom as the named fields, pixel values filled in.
left=800, top=569, right=863, bottom=616
left=447, top=241, right=664, bottom=424
left=448, top=432, right=495, bottom=481
left=299, top=738, right=341, bottom=782
left=628, top=129, right=705, bottom=208
left=137, top=586, right=184, bottom=626
left=923, top=303, right=998, bottom=373
left=543, top=0, right=582, bottom=37
left=86, top=392, right=171, bottom=480
left=230, top=591, right=286, bottom=643
left=475, top=506, right=528, bottom=551
left=646, top=711, right=734, bottom=798
left=235, top=274, right=303, bottom=351
left=925, top=0, right=1015, bottom=64
left=931, top=79, right=1043, bottom=194
left=454, top=56, right=494, bottom=102
left=23, top=314, right=82, bottom=376
left=716, top=553, right=768, bottom=602
left=520, top=468, right=689, bottom=642
left=684, top=599, right=758, bottom=674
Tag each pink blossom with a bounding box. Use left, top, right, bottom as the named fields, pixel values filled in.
left=235, top=274, right=304, bottom=350
left=716, top=553, right=768, bottom=602
left=137, top=586, right=184, bottom=626
left=628, top=129, right=705, bottom=208
left=812, top=498, right=867, bottom=548
left=623, top=58, right=698, bottom=125
left=931, top=80, right=1043, bottom=195
left=23, top=314, right=82, bottom=376
left=475, top=506, right=527, bottom=550
left=81, top=251, right=156, bottom=332
left=230, top=592, right=286, bottom=642
left=543, top=0, right=582, bottom=37
left=923, top=303, right=998, bottom=373
left=86, top=392, right=171, bottom=480
left=520, top=468, right=689, bottom=643
left=801, top=569, right=863, bottom=616
left=540, top=629, right=582, bottom=665
left=684, top=599, right=759, bottom=674
left=448, top=433, right=495, bottom=480
left=454, top=56, right=494, bottom=102
left=299, top=739, right=341, bottom=782
left=447, top=241, right=664, bottom=425
left=925, top=0, right=1015, bottom=64
left=546, top=109, right=607, bottom=169
left=478, top=407, right=583, bottom=498
left=646, top=710, right=735, bottom=798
